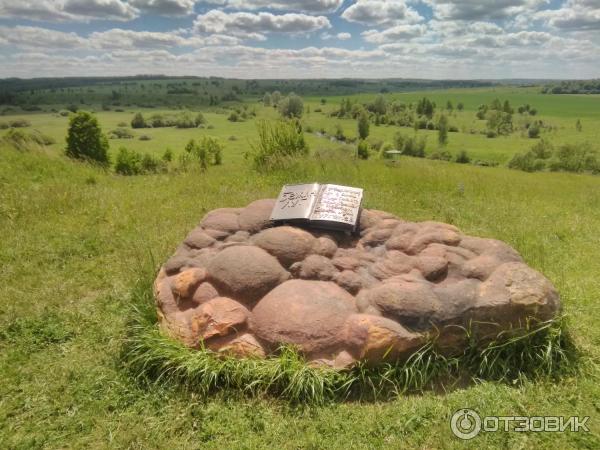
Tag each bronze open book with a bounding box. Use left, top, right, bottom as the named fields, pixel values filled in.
left=270, top=183, right=364, bottom=232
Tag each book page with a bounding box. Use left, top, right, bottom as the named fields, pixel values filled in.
left=309, top=184, right=363, bottom=226
left=270, top=183, right=320, bottom=221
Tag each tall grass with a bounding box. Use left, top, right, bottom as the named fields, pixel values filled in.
left=122, top=272, right=579, bottom=404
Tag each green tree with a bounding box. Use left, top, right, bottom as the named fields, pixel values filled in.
left=576, top=119, right=583, bottom=132
left=278, top=93, right=304, bottom=119
left=357, top=110, right=370, bottom=140
left=263, top=92, right=272, bottom=107
left=65, top=111, right=109, bottom=165
left=271, top=91, right=282, bottom=105
left=457, top=102, right=464, bottom=111
left=371, top=94, right=387, bottom=116
left=131, top=112, right=147, bottom=129
left=200, top=136, right=224, bottom=166
left=437, top=114, right=449, bottom=146
left=446, top=100, right=454, bottom=111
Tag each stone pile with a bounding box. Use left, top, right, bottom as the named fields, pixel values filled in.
left=154, top=199, right=560, bottom=368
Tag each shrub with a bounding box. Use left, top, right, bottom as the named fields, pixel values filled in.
left=357, top=140, right=370, bottom=160
left=9, top=118, right=31, bottom=128
left=548, top=143, right=599, bottom=174
left=228, top=135, right=237, bottom=141
left=508, top=151, right=546, bottom=172
left=139, top=135, right=152, bottom=141
left=115, top=147, right=142, bottom=175
left=195, top=113, right=206, bottom=127
left=175, top=112, right=196, bottom=129
left=278, top=93, right=304, bottom=119
left=65, top=111, right=109, bottom=165
left=528, top=122, right=541, bottom=139
left=200, top=136, right=224, bottom=166
left=117, top=121, right=128, bottom=127
left=333, top=123, right=345, bottom=141
left=455, top=150, right=471, bottom=164
left=250, top=120, right=308, bottom=171
left=2, top=129, right=30, bottom=151
left=429, top=150, right=452, bottom=161
left=449, top=125, right=459, bottom=132
left=141, top=153, right=161, bottom=173
left=228, top=111, right=239, bottom=122
left=28, top=131, right=55, bottom=146
left=108, top=128, right=134, bottom=139
left=59, top=110, right=70, bottom=117
left=394, top=132, right=426, bottom=158
left=0, top=121, right=8, bottom=129
left=131, top=112, right=147, bottom=129
left=162, top=148, right=173, bottom=162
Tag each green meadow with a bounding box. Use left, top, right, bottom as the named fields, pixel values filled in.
left=1, top=86, right=600, bottom=448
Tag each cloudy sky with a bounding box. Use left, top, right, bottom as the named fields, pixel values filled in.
left=0, top=0, right=598, bottom=79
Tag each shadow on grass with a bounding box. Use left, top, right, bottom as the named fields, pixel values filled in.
left=120, top=271, right=581, bottom=405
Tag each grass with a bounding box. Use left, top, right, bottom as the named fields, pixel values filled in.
left=1, top=88, right=600, bottom=447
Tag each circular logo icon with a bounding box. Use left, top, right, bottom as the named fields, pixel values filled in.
left=451, top=409, right=481, bottom=440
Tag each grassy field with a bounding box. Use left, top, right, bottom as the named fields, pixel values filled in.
left=1, top=87, right=600, bottom=448
left=3, top=87, right=600, bottom=166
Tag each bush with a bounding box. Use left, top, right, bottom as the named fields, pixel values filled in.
left=115, top=147, right=162, bottom=175
left=0, top=121, right=8, bottom=129
left=548, top=143, right=599, bottom=174
left=278, top=94, right=304, bottom=119
left=195, top=113, right=206, bottom=127
left=333, top=123, right=345, bottom=141
left=162, top=148, right=173, bottom=162
left=131, top=112, right=147, bottom=129
left=28, top=131, right=55, bottom=146
left=108, top=128, right=134, bottom=139
left=455, top=150, right=471, bottom=164
left=2, top=129, right=30, bottom=151
left=357, top=140, right=369, bottom=160
left=228, top=111, right=239, bottom=122
left=429, top=150, right=452, bottom=161
left=65, top=111, right=109, bottom=165
left=9, top=119, right=31, bottom=128
left=394, top=132, right=426, bottom=158
left=250, top=120, right=308, bottom=171
left=139, top=135, right=152, bottom=141
left=528, top=122, right=541, bottom=138
left=175, top=112, right=196, bottom=129
left=114, top=147, right=142, bottom=175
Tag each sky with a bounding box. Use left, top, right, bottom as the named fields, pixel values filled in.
left=0, top=0, right=598, bottom=79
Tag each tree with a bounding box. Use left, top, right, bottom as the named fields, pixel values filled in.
left=457, top=102, right=464, bottom=111
left=357, top=110, right=370, bottom=140
left=371, top=94, right=387, bottom=116
left=437, top=114, right=449, bottom=146
left=131, top=112, right=147, bottom=129
left=576, top=119, right=583, bottom=132
left=263, top=92, right=272, bottom=107
left=446, top=100, right=454, bottom=111
left=271, top=91, right=282, bottom=106
left=278, top=93, right=304, bottom=119
left=195, top=113, right=206, bottom=127
left=65, top=111, right=109, bottom=165
left=416, top=97, right=434, bottom=118
left=528, top=122, right=540, bottom=138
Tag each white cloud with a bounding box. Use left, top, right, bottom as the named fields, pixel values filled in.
left=0, top=25, right=85, bottom=48
left=62, top=0, right=138, bottom=21
left=536, top=0, right=600, bottom=31
left=193, top=10, right=331, bottom=38
left=362, top=24, right=426, bottom=43
left=0, top=0, right=138, bottom=22
left=224, top=0, right=344, bottom=13
left=341, top=0, right=423, bottom=25
left=424, top=0, right=548, bottom=21
left=129, top=0, right=196, bottom=16
left=337, top=32, right=351, bottom=40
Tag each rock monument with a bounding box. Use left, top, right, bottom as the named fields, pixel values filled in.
left=153, top=198, right=560, bottom=368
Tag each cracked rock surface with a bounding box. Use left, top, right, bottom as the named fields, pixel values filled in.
left=154, top=199, right=561, bottom=368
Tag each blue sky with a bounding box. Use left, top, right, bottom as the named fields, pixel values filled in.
left=0, top=0, right=598, bottom=79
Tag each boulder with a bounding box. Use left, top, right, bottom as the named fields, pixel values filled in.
left=154, top=200, right=561, bottom=368
left=207, top=246, right=289, bottom=306
left=250, top=280, right=357, bottom=357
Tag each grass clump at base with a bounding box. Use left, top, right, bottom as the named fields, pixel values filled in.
left=122, top=273, right=578, bottom=404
